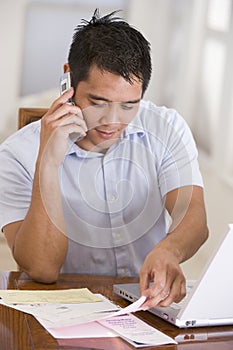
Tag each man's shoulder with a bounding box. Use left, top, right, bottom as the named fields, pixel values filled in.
left=140, top=100, right=181, bottom=118
left=0, top=120, right=41, bottom=155
left=137, top=100, right=187, bottom=131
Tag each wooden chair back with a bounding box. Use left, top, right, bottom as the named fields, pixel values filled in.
left=18, top=108, right=48, bottom=129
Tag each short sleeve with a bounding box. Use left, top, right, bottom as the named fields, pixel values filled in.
left=0, top=147, right=33, bottom=231
left=156, top=109, right=203, bottom=197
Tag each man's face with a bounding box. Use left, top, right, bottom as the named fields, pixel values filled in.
left=73, top=65, right=143, bottom=152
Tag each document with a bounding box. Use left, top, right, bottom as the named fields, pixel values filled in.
left=0, top=288, right=101, bottom=304
left=0, top=294, right=119, bottom=328
left=45, top=320, right=118, bottom=339
left=99, top=313, right=177, bottom=347
left=0, top=290, right=176, bottom=347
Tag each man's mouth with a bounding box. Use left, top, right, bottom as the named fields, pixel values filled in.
left=95, top=129, right=118, bottom=139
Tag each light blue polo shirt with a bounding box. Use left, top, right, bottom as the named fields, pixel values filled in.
left=0, top=100, right=203, bottom=276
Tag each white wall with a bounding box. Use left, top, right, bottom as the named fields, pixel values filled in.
left=128, top=0, right=172, bottom=103
left=0, top=0, right=30, bottom=140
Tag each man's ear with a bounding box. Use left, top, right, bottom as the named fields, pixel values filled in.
left=63, top=63, right=70, bottom=73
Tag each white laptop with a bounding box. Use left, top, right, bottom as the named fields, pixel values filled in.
left=114, top=224, right=233, bottom=328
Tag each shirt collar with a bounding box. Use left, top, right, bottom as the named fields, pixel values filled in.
left=66, top=140, right=103, bottom=158
left=123, top=109, right=145, bottom=138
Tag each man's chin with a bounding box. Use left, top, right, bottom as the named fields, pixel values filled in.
left=77, top=133, right=120, bottom=153
left=94, top=138, right=118, bottom=152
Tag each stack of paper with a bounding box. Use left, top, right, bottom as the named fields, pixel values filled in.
left=0, top=288, right=176, bottom=347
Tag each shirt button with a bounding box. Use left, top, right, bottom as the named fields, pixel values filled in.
left=113, top=232, right=121, bottom=240
left=118, top=268, right=125, bottom=275
left=77, top=150, right=84, bottom=156
left=109, top=194, right=117, bottom=201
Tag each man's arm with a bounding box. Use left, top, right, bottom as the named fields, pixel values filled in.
left=4, top=161, right=68, bottom=283
left=140, top=185, right=209, bottom=308
left=4, top=88, right=87, bottom=283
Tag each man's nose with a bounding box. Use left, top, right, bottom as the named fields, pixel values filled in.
left=100, top=103, right=119, bottom=124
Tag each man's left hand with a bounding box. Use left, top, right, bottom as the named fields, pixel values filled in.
left=139, top=245, right=186, bottom=309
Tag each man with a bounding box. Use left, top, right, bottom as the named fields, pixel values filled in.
left=0, top=9, right=208, bottom=309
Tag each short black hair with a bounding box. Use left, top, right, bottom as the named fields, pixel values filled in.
left=68, top=9, right=152, bottom=95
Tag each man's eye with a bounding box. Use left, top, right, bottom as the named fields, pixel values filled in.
left=121, top=104, right=134, bottom=110
left=92, top=102, right=107, bottom=108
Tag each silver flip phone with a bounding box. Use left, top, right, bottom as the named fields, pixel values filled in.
left=60, top=72, right=71, bottom=94
left=60, top=72, right=84, bottom=142
left=59, top=72, right=73, bottom=104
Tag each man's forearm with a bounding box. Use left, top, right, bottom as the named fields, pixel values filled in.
left=139, top=186, right=208, bottom=307
left=164, top=185, right=209, bottom=263
left=13, top=161, right=68, bottom=282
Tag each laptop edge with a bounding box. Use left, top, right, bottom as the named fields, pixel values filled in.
left=114, top=224, right=233, bottom=328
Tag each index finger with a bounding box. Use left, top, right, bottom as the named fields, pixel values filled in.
left=159, top=277, right=186, bottom=307
left=50, top=88, right=75, bottom=114
left=140, top=273, right=171, bottom=308
left=139, top=269, right=151, bottom=295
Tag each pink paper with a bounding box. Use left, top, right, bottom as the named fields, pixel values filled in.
left=48, top=320, right=117, bottom=339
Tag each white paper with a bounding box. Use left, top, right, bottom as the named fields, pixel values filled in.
left=99, top=313, right=177, bottom=347
left=0, top=294, right=119, bottom=328
left=0, top=292, right=176, bottom=347
left=105, top=295, right=147, bottom=316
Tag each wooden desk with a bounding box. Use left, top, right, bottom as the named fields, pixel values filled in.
left=0, top=271, right=233, bottom=350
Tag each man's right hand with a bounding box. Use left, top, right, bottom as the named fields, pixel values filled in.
left=38, top=88, right=87, bottom=167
